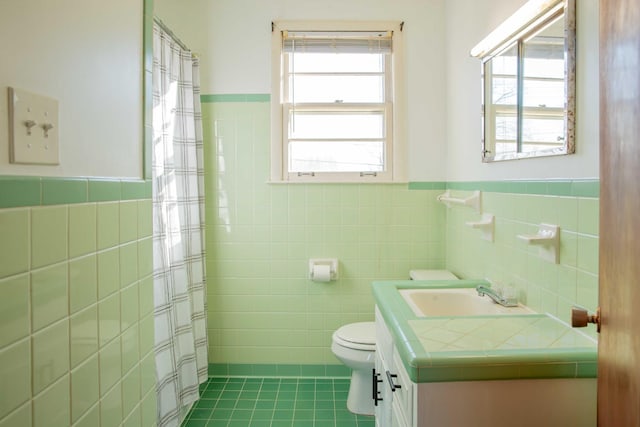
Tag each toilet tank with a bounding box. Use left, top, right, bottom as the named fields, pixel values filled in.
left=409, top=270, right=458, bottom=280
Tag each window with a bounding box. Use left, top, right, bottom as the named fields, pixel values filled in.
left=271, top=21, right=405, bottom=182
left=486, top=16, right=567, bottom=155
left=471, top=0, right=575, bottom=162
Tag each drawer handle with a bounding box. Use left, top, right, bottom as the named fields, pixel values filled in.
left=372, top=369, right=384, bottom=405
left=386, top=370, right=402, bottom=392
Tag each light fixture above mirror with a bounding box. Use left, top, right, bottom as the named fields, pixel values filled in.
left=471, top=0, right=576, bottom=162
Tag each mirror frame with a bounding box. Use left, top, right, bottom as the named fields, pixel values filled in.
left=471, top=0, right=576, bottom=162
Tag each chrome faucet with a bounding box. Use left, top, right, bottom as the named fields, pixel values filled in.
left=476, top=284, right=518, bottom=307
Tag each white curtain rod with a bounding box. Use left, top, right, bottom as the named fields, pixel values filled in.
left=153, top=16, right=191, bottom=52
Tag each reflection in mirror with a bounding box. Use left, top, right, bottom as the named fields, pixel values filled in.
left=473, top=0, right=575, bottom=162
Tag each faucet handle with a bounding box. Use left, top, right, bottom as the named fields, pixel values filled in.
left=501, top=285, right=517, bottom=302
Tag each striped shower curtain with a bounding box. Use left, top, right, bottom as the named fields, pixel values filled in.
left=152, top=21, right=208, bottom=427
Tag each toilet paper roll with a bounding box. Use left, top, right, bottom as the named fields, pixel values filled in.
left=312, top=264, right=332, bottom=282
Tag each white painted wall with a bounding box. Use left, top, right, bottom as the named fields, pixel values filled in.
left=155, top=0, right=449, bottom=182
left=444, top=0, right=600, bottom=181
left=156, top=0, right=599, bottom=182
left=0, top=0, right=143, bottom=178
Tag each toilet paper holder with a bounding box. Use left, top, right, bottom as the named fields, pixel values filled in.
left=309, top=258, right=339, bottom=281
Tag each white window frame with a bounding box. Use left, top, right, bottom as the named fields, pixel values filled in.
left=270, top=20, right=406, bottom=183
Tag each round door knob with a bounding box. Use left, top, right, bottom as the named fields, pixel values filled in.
left=571, top=306, right=601, bottom=333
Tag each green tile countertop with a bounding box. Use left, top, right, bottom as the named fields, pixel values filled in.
left=372, top=280, right=597, bottom=383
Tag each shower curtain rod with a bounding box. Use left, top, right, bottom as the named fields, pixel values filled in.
left=153, top=16, right=191, bottom=52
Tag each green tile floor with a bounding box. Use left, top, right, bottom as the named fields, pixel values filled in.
left=181, top=377, right=375, bottom=427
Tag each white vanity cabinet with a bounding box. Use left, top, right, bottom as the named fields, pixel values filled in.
left=389, top=347, right=413, bottom=427
left=374, top=306, right=597, bottom=427
left=374, top=307, right=414, bottom=427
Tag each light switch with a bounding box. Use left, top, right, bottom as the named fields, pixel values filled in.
left=8, top=87, right=59, bottom=165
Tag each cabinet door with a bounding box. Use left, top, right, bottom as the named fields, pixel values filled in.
left=392, top=399, right=412, bottom=427
left=376, top=305, right=416, bottom=427
left=390, top=347, right=414, bottom=426
left=374, top=354, right=392, bottom=427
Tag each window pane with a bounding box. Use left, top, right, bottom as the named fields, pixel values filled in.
left=522, top=36, right=565, bottom=108
left=523, top=14, right=565, bottom=79
left=523, top=57, right=564, bottom=79
left=494, top=115, right=517, bottom=144
left=492, top=77, right=517, bottom=105
left=489, top=44, right=518, bottom=106
left=519, top=22, right=567, bottom=152
left=289, top=111, right=384, bottom=139
left=522, top=117, right=565, bottom=145
left=490, top=44, right=518, bottom=75
left=495, top=140, right=518, bottom=155
left=289, top=141, right=384, bottom=172
left=289, top=75, right=384, bottom=103
left=290, top=53, right=384, bottom=73
left=523, top=79, right=565, bottom=108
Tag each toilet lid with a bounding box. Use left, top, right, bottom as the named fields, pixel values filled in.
left=335, top=322, right=376, bottom=346
left=409, top=269, right=458, bottom=280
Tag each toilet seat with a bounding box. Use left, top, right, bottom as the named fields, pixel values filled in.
left=333, top=322, right=375, bottom=351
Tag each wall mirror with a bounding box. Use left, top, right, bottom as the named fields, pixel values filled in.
left=471, top=0, right=576, bottom=162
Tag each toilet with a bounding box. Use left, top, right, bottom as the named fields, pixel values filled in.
left=331, top=321, right=376, bottom=415
left=331, top=269, right=459, bottom=415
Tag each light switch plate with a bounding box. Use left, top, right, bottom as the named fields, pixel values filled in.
left=8, top=87, right=59, bottom=165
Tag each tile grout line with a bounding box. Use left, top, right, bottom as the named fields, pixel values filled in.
left=183, top=376, right=375, bottom=427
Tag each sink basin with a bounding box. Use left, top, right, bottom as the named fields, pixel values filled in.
left=400, top=287, right=535, bottom=317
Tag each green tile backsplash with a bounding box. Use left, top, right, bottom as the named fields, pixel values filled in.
left=0, top=177, right=151, bottom=208
left=0, top=274, right=29, bottom=348
left=31, top=205, right=68, bottom=268
left=31, top=263, right=68, bottom=331
left=0, top=209, right=29, bottom=277
left=32, top=319, right=69, bottom=394
left=70, top=306, right=99, bottom=368
left=69, top=255, right=98, bottom=314
left=120, top=243, right=139, bottom=288
left=0, top=185, right=156, bottom=427
left=119, top=201, right=139, bottom=243
left=98, top=248, right=121, bottom=299
left=42, top=178, right=88, bottom=206
left=69, top=204, right=98, bottom=258
left=0, top=176, right=41, bottom=208
left=0, top=339, right=31, bottom=419
left=33, top=374, right=70, bottom=427
left=202, top=97, right=600, bottom=368
left=444, top=189, right=599, bottom=337
left=97, top=202, right=122, bottom=250
left=71, top=354, right=100, bottom=423
left=445, top=179, right=599, bottom=198
left=89, top=180, right=122, bottom=203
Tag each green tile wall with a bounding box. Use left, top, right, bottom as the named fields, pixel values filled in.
left=0, top=0, right=155, bottom=424
left=202, top=97, right=601, bottom=367
left=202, top=100, right=448, bottom=366
left=0, top=177, right=152, bottom=208
left=0, top=190, right=156, bottom=427
left=443, top=189, right=599, bottom=339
